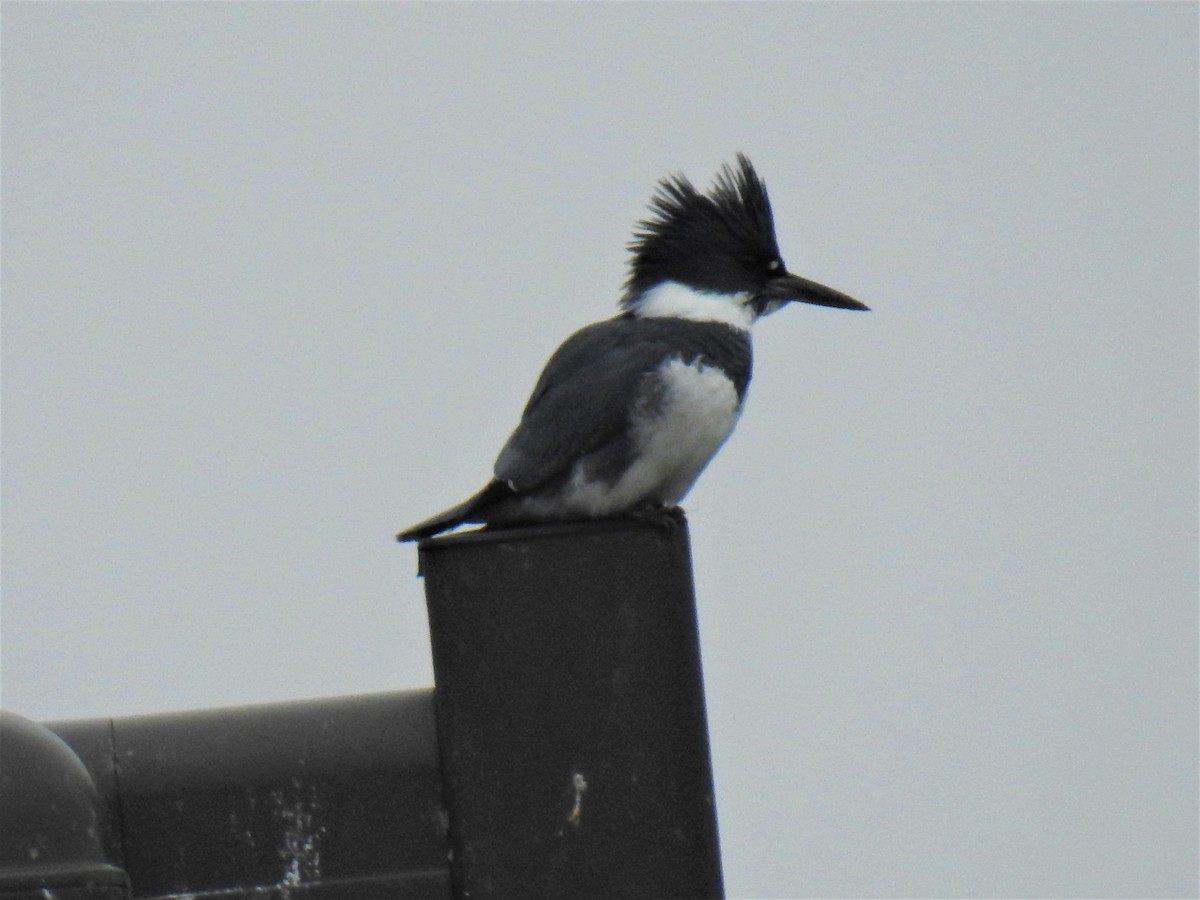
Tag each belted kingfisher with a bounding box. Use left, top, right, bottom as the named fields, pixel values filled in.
left=397, top=154, right=867, bottom=542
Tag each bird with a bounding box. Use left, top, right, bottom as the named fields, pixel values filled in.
left=397, top=154, right=867, bottom=542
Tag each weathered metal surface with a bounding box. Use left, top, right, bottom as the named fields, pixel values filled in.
left=46, top=691, right=450, bottom=900
left=420, top=517, right=724, bottom=900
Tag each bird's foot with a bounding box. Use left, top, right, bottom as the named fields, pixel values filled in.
left=625, top=502, right=686, bottom=534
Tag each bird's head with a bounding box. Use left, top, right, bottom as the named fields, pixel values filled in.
left=621, top=155, right=867, bottom=328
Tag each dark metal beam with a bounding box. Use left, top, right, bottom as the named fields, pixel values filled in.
left=46, top=691, right=450, bottom=900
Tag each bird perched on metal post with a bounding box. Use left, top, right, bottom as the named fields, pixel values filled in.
left=398, top=155, right=867, bottom=542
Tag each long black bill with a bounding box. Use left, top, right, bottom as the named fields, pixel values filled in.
left=762, top=272, right=869, bottom=311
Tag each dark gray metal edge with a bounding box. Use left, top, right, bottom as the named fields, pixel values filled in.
left=414, top=513, right=688, bottom=554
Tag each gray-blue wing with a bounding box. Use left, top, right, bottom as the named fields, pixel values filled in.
left=494, top=317, right=677, bottom=491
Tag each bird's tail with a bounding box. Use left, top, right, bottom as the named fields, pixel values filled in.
left=396, top=480, right=514, bottom=542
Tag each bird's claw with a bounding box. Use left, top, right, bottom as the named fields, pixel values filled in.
left=626, top=503, right=686, bottom=534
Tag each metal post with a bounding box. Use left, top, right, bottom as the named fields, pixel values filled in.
left=419, top=517, right=724, bottom=900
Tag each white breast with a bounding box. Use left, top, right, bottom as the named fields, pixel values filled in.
left=569, top=357, right=742, bottom=515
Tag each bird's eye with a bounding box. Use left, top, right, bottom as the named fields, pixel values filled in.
left=767, top=259, right=782, bottom=272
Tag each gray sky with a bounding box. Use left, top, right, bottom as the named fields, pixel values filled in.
left=3, top=4, right=1196, bottom=897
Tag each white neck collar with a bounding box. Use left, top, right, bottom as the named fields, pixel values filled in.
left=632, top=281, right=755, bottom=332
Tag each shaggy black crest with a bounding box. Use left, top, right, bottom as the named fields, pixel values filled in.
left=621, top=154, right=784, bottom=307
